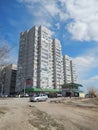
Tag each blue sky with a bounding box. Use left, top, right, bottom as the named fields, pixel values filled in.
left=0, top=0, right=98, bottom=92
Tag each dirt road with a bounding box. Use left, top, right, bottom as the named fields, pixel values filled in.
left=0, top=97, right=98, bottom=130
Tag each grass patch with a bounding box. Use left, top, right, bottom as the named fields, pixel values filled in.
left=29, top=107, right=65, bottom=130
left=0, top=111, right=5, bottom=118
left=0, top=111, right=5, bottom=114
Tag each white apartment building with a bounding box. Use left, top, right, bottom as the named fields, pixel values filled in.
left=70, top=60, right=77, bottom=83
left=16, top=26, right=39, bottom=92
left=63, top=55, right=71, bottom=83
left=16, top=25, right=63, bottom=92
left=53, top=39, right=64, bottom=89
left=16, top=25, right=77, bottom=92
left=37, top=26, right=53, bottom=89
left=63, top=55, right=77, bottom=83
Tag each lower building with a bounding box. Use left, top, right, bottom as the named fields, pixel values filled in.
left=0, top=64, right=17, bottom=96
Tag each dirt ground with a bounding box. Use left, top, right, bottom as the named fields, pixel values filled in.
left=0, top=97, right=98, bottom=130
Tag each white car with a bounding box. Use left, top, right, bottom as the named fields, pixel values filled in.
left=30, top=94, right=48, bottom=102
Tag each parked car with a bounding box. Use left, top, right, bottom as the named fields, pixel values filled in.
left=85, top=94, right=90, bottom=98
left=56, top=93, right=62, bottom=97
left=29, top=94, right=48, bottom=102
left=1, top=94, right=8, bottom=98
left=18, top=93, right=29, bottom=98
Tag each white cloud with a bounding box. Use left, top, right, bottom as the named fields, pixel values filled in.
left=90, top=75, right=98, bottom=81
left=73, top=51, right=98, bottom=77
left=63, top=0, right=98, bottom=41
left=43, top=1, right=60, bottom=17
left=67, top=22, right=90, bottom=41
left=72, top=46, right=98, bottom=90
left=73, top=56, right=94, bottom=83
left=17, top=0, right=68, bottom=28
left=82, top=75, right=98, bottom=91
left=17, top=0, right=52, bottom=28
left=17, top=0, right=98, bottom=42
left=18, top=0, right=62, bottom=18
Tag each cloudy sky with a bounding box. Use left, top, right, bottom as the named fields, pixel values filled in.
left=0, top=0, right=98, bottom=92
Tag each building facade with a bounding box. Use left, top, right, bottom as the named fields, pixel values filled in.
left=16, top=25, right=64, bottom=92
left=70, top=60, right=77, bottom=83
left=16, top=25, right=77, bottom=92
left=63, top=55, right=77, bottom=83
left=0, top=64, right=17, bottom=96
left=63, top=55, right=71, bottom=83
left=37, top=26, right=53, bottom=89
left=52, top=39, right=64, bottom=89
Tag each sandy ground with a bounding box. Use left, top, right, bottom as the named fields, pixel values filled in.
left=0, top=97, right=98, bottom=130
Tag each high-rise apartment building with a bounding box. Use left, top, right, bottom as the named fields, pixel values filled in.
left=16, top=25, right=78, bottom=92
left=16, top=26, right=63, bottom=92
left=63, top=55, right=77, bottom=83
left=16, top=26, right=39, bottom=92
left=70, top=60, right=77, bottom=83
left=37, top=26, right=53, bottom=89
left=52, top=39, right=64, bottom=88
left=63, top=55, right=71, bottom=83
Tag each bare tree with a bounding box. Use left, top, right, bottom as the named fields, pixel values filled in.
left=0, top=43, right=11, bottom=64
left=87, top=86, right=98, bottom=98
